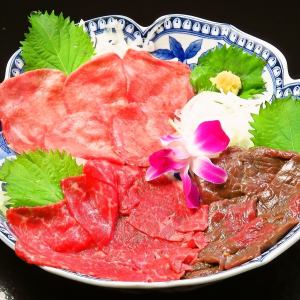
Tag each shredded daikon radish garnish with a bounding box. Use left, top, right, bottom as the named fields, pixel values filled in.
left=175, top=91, right=266, bottom=149
left=0, top=185, right=9, bottom=215
left=80, top=19, right=162, bottom=57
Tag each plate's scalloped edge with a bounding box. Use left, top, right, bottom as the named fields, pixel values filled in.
left=153, top=14, right=300, bottom=84
left=5, top=14, right=300, bottom=98
left=1, top=14, right=300, bottom=289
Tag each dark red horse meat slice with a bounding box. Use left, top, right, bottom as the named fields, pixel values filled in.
left=63, top=53, right=127, bottom=113
left=0, top=69, right=66, bottom=152
left=206, top=196, right=257, bottom=242
left=7, top=201, right=94, bottom=253
left=289, top=193, right=300, bottom=219
left=224, top=217, right=298, bottom=269
left=186, top=147, right=300, bottom=279
left=123, top=49, right=194, bottom=114
left=199, top=147, right=297, bottom=204
left=112, top=104, right=172, bottom=166
left=61, top=170, right=118, bottom=249
left=128, top=176, right=208, bottom=241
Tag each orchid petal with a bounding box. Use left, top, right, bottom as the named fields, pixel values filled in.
left=160, top=135, right=189, bottom=159
left=148, top=149, right=173, bottom=168
left=192, top=156, right=227, bottom=184
left=193, top=120, right=230, bottom=155
left=181, top=168, right=201, bottom=208
left=145, top=166, right=166, bottom=181
left=146, top=149, right=186, bottom=181
left=160, top=134, right=181, bottom=146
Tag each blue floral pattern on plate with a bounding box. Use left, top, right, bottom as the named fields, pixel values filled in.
left=1, top=14, right=300, bottom=289
left=152, top=36, right=203, bottom=63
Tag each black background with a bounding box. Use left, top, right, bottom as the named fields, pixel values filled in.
left=0, top=1, right=300, bottom=299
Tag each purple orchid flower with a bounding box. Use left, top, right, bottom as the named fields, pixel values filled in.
left=145, top=120, right=230, bottom=208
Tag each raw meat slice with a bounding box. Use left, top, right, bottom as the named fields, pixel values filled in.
left=289, top=193, right=300, bottom=219
left=83, top=159, right=146, bottom=215
left=2, top=110, right=47, bottom=151
left=14, top=239, right=158, bottom=281
left=1, top=50, right=192, bottom=163
left=119, top=170, right=147, bottom=215
left=83, top=159, right=119, bottom=187
left=0, top=69, right=66, bottom=118
left=123, top=49, right=194, bottom=113
left=102, top=218, right=199, bottom=274
left=7, top=201, right=94, bottom=253
left=188, top=232, right=208, bottom=250
left=174, top=206, right=209, bottom=233
left=224, top=218, right=297, bottom=269
left=206, top=197, right=257, bottom=242
left=199, top=147, right=297, bottom=205
left=61, top=173, right=118, bottom=249
left=44, top=111, right=121, bottom=162
left=115, top=165, right=144, bottom=208
left=0, top=69, right=67, bottom=152
left=112, top=104, right=172, bottom=166
left=15, top=239, right=186, bottom=282
left=9, top=209, right=196, bottom=281
left=127, top=176, right=208, bottom=241
left=63, top=53, right=127, bottom=113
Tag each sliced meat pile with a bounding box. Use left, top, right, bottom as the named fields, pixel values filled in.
left=6, top=147, right=300, bottom=281
left=185, top=147, right=300, bottom=279
left=0, top=50, right=193, bottom=166
left=7, top=159, right=208, bottom=282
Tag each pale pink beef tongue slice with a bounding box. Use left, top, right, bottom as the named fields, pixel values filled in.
left=110, top=50, right=194, bottom=166
left=62, top=52, right=128, bottom=113
left=123, top=49, right=194, bottom=113
left=0, top=69, right=67, bottom=152
left=0, top=50, right=194, bottom=164
left=111, top=103, right=172, bottom=167
left=44, top=53, right=128, bottom=161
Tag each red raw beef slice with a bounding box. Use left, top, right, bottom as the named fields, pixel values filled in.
left=61, top=168, right=118, bottom=249
left=14, top=239, right=187, bottom=282
left=102, top=217, right=199, bottom=275
left=7, top=158, right=209, bottom=282
left=127, top=176, right=209, bottom=241
left=7, top=201, right=94, bottom=253
left=0, top=69, right=67, bottom=152
left=8, top=182, right=197, bottom=281
left=84, top=159, right=144, bottom=214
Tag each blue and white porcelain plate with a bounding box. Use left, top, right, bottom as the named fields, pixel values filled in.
left=1, top=14, right=300, bottom=289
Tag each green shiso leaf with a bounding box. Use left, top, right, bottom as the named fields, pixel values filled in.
left=190, top=45, right=267, bottom=99
left=21, top=11, right=95, bottom=75
left=0, top=150, right=83, bottom=208
left=250, top=97, right=300, bottom=152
